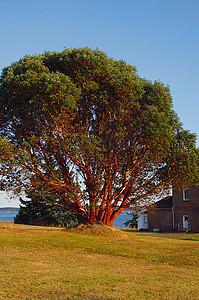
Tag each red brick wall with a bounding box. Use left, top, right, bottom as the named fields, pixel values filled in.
left=148, top=209, right=173, bottom=232
left=173, top=186, right=199, bottom=204
left=173, top=186, right=199, bottom=232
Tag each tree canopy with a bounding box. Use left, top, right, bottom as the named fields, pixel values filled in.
left=0, top=47, right=198, bottom=225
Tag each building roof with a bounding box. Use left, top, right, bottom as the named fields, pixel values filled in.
left=153, top=196, right=172, bottom=209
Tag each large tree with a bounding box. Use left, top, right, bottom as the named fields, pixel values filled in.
left=0, top=48, right=198, bottom=225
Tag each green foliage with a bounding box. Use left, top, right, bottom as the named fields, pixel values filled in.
left=14, top=192, right=77, bottom=227
left=124, top=211, right=139, bottom=228
left=0, top=47, right=199, bottom=225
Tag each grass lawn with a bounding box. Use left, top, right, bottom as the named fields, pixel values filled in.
left=0, top=222, right=199, bottom=299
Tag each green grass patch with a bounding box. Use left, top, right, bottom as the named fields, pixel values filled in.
left=0, top=223, right=199, bottom=299
left=184, top=237, right=199, bottom=241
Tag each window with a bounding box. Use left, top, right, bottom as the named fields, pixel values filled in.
left=144, top=215, right=148, bottom=223
left=183, top=188, right=189, bottom=201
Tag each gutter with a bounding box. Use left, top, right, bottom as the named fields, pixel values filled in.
left=172, top=207, right=174, bottom=231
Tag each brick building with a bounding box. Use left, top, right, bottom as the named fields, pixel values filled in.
left=146, top=186, right=199, bottom=232
left=172, top=186, right=199, bottom=232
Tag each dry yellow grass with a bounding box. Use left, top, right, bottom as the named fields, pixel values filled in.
left=0, top=223, right=199, bottom=299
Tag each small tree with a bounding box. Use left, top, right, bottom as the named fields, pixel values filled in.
left=124, top=211, right=139, bottom=228
left=1, top=48, right=199, bottom=226
left=14, top=192, right=77, bottom=227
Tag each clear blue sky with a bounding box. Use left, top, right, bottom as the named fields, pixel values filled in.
left=0, top=0, right=198, bottom=206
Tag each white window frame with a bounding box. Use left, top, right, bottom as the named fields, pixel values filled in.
left=183, top=188, right=189, bottom=201
left=144, top=214, right=148, bottom=223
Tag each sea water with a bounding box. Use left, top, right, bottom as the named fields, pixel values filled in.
left=0, top=211, right=130, bottom=228
left=0, top=212, right=18, bottom=222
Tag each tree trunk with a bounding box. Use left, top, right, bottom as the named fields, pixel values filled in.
left=76, top=213, right=88, bottom=224
left=101, top=209, right=114, bottom=226
left=75, top=204, right=124, bottom=226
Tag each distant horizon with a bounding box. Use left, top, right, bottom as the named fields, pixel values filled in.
left=0, top=207, right=19, bottom=210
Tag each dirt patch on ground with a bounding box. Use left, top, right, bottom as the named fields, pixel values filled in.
left=67, top=222, right=128, bottom=237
